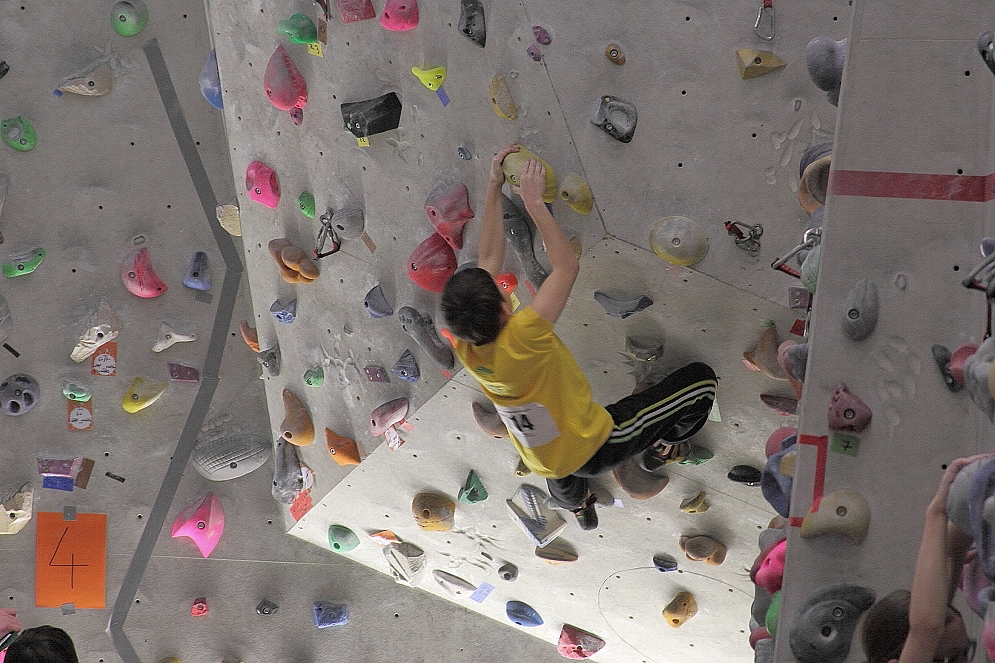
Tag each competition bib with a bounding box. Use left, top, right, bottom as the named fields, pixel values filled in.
left=495, top=402, right=560, bottom=448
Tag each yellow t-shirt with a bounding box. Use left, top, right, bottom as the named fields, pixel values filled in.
left=452, top=307, right=613, bottom=478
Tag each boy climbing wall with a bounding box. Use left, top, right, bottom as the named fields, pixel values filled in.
left=441, top=143, right=718, bottom=531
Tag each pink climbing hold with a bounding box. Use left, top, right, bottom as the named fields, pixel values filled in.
left=170, top=491, right=225, bottom=558
left=766, top=426, right=797, bottom=458
left=379, top=0, right=418, bottom=30
left=828, top=382, right=872, bottom=433
left=424, top=182, right=474, bottom=250
left=950, top=343, right=979, bottom=387
left=557, top=624, right=605, bottom=659
left=263, top=44, right=308, bottom=111
left=370, top=397, right=409, bottom=436
left=121, top=247, right=167, bottom=298
left=246, top=161, right=280, bottom=208
left=335, top=0, right=375, bottom=23
left=753, top=538, right=787, bottom=594
left=408, top=232, right=457, bottom=293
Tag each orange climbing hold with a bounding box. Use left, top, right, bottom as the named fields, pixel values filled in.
left=239, top=320, right=260, bottom=352
left=280, top=389, right=314, bottom=446
left=325, top=428, right=362, bottom=465
left=680, top=534, right=727, bottom=565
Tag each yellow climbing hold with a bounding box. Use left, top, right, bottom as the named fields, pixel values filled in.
left=411, top=66, right=447, bottom=91
left=502, top=145, right=557, bottom=203
left=122, top=377, right=168, bottom=413
left=559, top=172, right=593, bottom=215
left=649, top=215, right=709, bottom=266
left=663, top=591, right=698, bottom=627
left=489, top=74, right=518, bottom=120
left=736, top=48, right=787, bottom=79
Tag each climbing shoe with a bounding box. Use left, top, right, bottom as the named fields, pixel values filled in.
left=571, top=492, right=598, bottom=531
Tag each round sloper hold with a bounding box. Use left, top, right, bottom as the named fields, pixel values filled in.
left=411, top=493, right=456, bottom=531
left=313, top=601, right=348, bottom=628
left=559, top=172, right=593, bottom=215
left=498, top=562, right=518, bottom=581
left=264, top=44, right=307, bottom=112
left=1, top=117, right=36, bottom=152
left=729, top=464, right=763, bottom=485
left=330, top=207, right=365, bottom=239
left=828, top=383, right=872, bottom=433
left=663, top=591, right=697, bottom=628
left=246, top=161, right=280, bottom=208
left=391, top=349, right=420, bottom=383
left=680, top=534, right=726, bottom=565
left=432, top=569, right=476, bottom=597
left=969, top=457, right=995, bottom=579
left=379, top=0, right=419, bottom=30
left=798, top=142, right=833, bottom=179
left=801, top=155, right=832, bottom=207
left=457, top=0, right=485, bottom=47
left=501, top=145, right=557, bottom=203
left=0, top=373, right=39, bottom=416
left=424, top=181, right=474, bottom=250
left=841, top=278, right=878, bottom=341
left=612, top=454, right=669, bottom=500
left=280, top=389, right=314, bottom=446
left=122, top=247, right=167, bottom=298
left=506, top=600, right=543, bottom=627
left=806, top=36, right=847, bottom=106
left=408, top=233, right=457, bottom=293
left=111, top=0, right=148, bottom=36
left=591, top=95, right=637, bottom=143
left=558, top=624, right=605, bottom=660
left=789, top=584, right=876, bottom=663
left=272, top=437, right=303, bottom=504
left=199, top=49, right=223, bottom=109
left=649, top=215, right=708, bottom=266
left=192, top=433, right=270, bottom=481
left=605, top=43, right=625, bottom=65
left=328, top=524, right=360, bottom=552
left=58, top=61, right=113, bottom=97
left=121, top=377, right=168, bottom=413
left=370, top=397, right=409, bottom=436
left=765, top=427, right=797, bottom=458
left=364, top=284, right=393, bottom=318
left=800, top=489, right=870, bottom=543
left=325, top=428, right=362, bottom=466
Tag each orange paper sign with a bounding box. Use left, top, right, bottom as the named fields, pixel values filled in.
left=67, top=400, right=93, bottom=430
left=91, top=342, right=117, bottom=376
left=35, top=512, right=107, bottom=609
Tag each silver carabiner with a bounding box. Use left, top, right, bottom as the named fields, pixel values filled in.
left=754, top=0, right=774, bottom=41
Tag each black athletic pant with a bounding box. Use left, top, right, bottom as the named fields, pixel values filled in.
left=546, top=361, right=717, bottom=510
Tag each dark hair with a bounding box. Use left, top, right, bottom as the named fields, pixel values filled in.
left=441, top=267, right=505, bottom=345
left=5, top=626, right=79, bottom=663
left=861, top=590, right=911, bottom=663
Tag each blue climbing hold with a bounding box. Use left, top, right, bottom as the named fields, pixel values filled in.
left=183, top=251, right=212, bottom=291
left=313, top=601, right=349, bottom=628
left=506, top=600, right=543, bottom=627
left=199, top=49, right=223, bottom=109
left=390, top=349, right=420, bottom=382
left=364, top=284, right=393, bottom=318
left=270, top=298, right=297, bottom=324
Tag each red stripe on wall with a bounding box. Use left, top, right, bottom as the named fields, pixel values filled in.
left=829, top=169, right=995, bottom=202
left=798, top=434, right=828, bottom=512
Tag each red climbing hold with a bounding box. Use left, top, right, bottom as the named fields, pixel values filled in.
left=121, top=247, right=167, bottom=298
left=424, top=182, right=474, bottom=250
left=557, top=624, right=605, bottom=659
left=335, top=0, right=375, bottom=23
left=408, top=233, right=457, bottom=293
left=263, top=44, right=307, bottom=111
left=379, top=0, right=418, bottom=30
left=191, top=597, right=208, bottom=617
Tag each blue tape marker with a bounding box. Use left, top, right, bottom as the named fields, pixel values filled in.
left=469, top=581, right=494, bottom=603
left=436, top=87, right=450, bottom=107
left=42, top=476, right=75, bottom=492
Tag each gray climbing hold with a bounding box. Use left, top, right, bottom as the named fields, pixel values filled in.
left=806, top=36, right=846, bottom=106
left=390, top=349, right=420, bottom=382
left=330, top=207, right=365, bottom=240
left=364, top=284, right=393, bottom=318
left=789, top=584, right=875, bottom=663
left=842, top=279, right=877, bottom=341
left=798, top=142, right=833, bottom=179
left=271, top=436, right=303, bottom=504
left=963, top=336, right=995, bottom=419
left=506, top=600, right=543, bottom=627
left=472, top=400, right=508, bottom=438
left=498, top=562, right=518, bottom=581
left=433, top=569, right=477, bottom=597
left=591, top=95, right=637, bottom=143
left=256, top=598, right=279, bottom=615
left=0, top=373, right=39, bottom=416
left=594, top=292, right=653, bottom=319
left=183, top=251, right=212, bottom=291
left=193, top=433, right=270, bottom=481
left=397, top=306, right=455, bottom=371
left=0, top=292, right=10, bottom=343
left=384, top=541, right=426, bottom=585
left=969, top=456, right=995, bottom=580
left=762, top=440, right=796, bottom=517
left=457, top=0, right=485, bottom=47
left=981, top=31, right=995, bottom=76
left=257, top=345, right=281, bottom=377
left=313, top=601, right=348, bottom=627
left=755, top=636, right=775, bottom=663
left=932, top=344, right=963, bottom=392
left=270, top=298, right=297, bottom=324
left=501, top=193, right=548, bottom=288
left=785, top=343, right=809, bottom=382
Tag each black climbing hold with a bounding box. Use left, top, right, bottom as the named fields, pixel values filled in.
left=457, top=0, right=486, bottom=47
left=498, top=562, right=518, bottom=581
left=728, top=465, right=763, bottom=486
left=591, top=95, right=637, bottom=143
left=501, top=194, right=548, bottom=288
left=0, top=62, right=9, bottom=82
left=979, top=31, right=994, bottom=77
left=593, top=292, right=653, bottom=319
left=931, top=344, right=963, bottom=392
left=390, top=349, right=420, bottom=383
left=340, top=91, right=402, bottom=138
left=653, top=554, right=678, bottom=572
left=256, top=598, right=279, bottom=615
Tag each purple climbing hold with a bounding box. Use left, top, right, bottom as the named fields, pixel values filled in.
left=390, top=349, right=420, bottom=382
left=183, top=251, right=212, bottom=291
left=364, top=284, right=393, bottom=318
left=168, top=363, right=200, bottom=383
left=313, top=601, right=349, bottom=627
left=531, top=25, right=551, bottom=45
left=527, top=44, right=542, bottom=62
left=827, top=383, right=871, bottom=433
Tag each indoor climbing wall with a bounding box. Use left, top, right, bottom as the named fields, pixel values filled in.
left=774, top=2, right=995, bottom=663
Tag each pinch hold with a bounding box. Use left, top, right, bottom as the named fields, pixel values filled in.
left=828, top=383, right=872, bottom=433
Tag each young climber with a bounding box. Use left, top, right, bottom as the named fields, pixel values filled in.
left=441, top=143, right=718, bottom=531
left=0, top=609, right=79, bottom=663
left=860, top=454, right=991, bottom=663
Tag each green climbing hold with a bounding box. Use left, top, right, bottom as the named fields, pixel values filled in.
left=800, top=244, right=822, bottom=294
left=677, top=444, right=714, bottom=466
left=458, top=469, right=487, bottom=504
left=303, top=365, right=324, bottom=387
left=278, top=13, right=318, bottom=44
left=3, top=248, right=45, bottom=277
left=328, top=524, right=359, bottom=552
left=2, top=117, right=36, bottom=152
left=298, top=191, right=316, bottom=218
left=111, top=0, right=148, bottom=36
left=766, top=589, right=782, bottom=637
left=63, top=381, right=92, bottom=403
